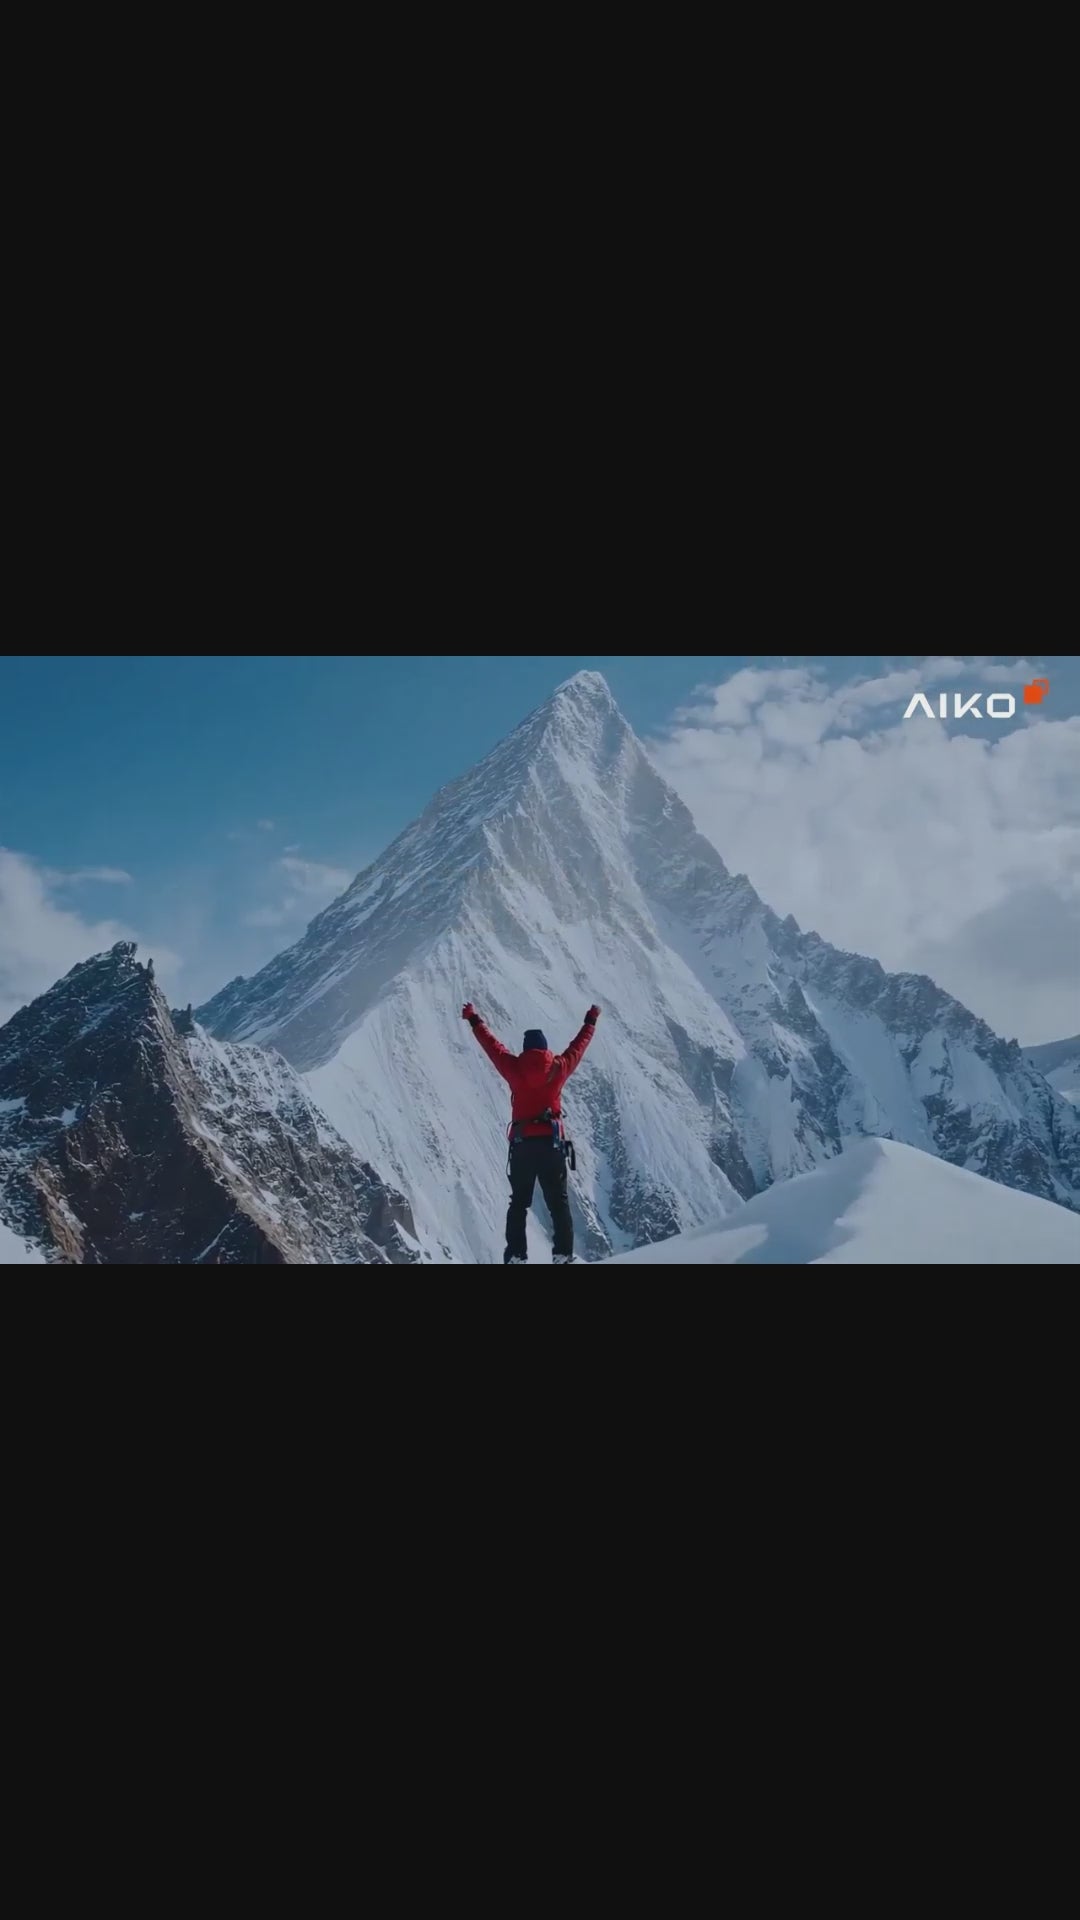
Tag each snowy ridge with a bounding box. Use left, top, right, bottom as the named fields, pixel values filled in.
left=1024, top=1035, right=1080, bottom=1106
left=197, top=672, right=1080, bottom=1263
left=603, top=1139, right=1080, bottom=1265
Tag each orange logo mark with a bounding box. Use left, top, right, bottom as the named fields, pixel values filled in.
left=1023, top=678, right=1049, bottom=705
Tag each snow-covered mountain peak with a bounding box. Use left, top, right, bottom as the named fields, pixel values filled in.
left=197, top=675, right=1080, bottom=1261
left=554, top=668, right=614, bottom=701
left=541, top=668, right=632, bottom=770
left=196, top=673, right=672, bottom=1068
left=0, top=945, right=419, bottom=1263
left=419, top=664, right=630, bottom=840
left=0, top=936, right=166, bottom=1093
left=547, top=668, right=624, bottom=740
left=341, top=671, right=625, bottom=882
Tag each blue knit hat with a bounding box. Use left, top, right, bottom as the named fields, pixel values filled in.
left=522, top=1028, right=548, bottom=1051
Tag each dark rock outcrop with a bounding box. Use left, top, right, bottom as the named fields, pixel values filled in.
left=0, top=944, right=419, bottom=1265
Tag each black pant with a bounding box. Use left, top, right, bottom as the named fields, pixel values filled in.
left=506, top=1138, right=572, bottom=1262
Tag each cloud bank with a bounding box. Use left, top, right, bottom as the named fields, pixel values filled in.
left=650, top=660, right=1079, bottom=1045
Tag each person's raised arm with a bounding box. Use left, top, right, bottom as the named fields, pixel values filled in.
left=462, top=1003, right=517, bottom=1083
left=558, top=1005, right=600, bottom=1078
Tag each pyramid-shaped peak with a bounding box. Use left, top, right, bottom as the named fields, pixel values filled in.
left=543, top=669, right=629, bottom=754
left=553, top=668, right=616, bottom=704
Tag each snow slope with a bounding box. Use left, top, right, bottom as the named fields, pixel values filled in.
left=604, top=1139, right=1080, bottom=1265
left=1024, top=1036, right=1080, bottom=1106
left=197, top=672, right=1080, bottom=1263
left=0, top=1218, right=44, bottom=1263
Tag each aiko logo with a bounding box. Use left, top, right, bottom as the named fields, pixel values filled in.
left=903, top=679, right=1048, bottom=720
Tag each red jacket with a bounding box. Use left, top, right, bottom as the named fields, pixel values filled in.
left=471, top=1019, right=596, bottom=1137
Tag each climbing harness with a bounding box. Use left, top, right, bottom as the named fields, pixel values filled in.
left=506, top=1107, right=577, bottom=1176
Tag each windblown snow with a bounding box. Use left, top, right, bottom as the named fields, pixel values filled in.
left=603, top=1139, right=1080, bottom=1265
left=188, top=671, right=1080, bottom=1265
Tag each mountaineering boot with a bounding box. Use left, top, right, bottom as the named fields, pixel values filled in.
left=552, top=1253, right=581, bottom=1265
left=506, top=1255, right=528, bottom=1265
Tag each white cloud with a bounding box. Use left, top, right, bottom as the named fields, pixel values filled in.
left=675, top=659, right=1045, bottom=747
left=46, top=866, right=133, bottom=886
left=257, top=819, right=275, bottom=832
left=279, top=856, right=349, bottom=896
left=241, top=856, right=349, bottom=933
left=0, top=848, right=179, bottom=1027
left=650, top=661, right=1079, bottom=1046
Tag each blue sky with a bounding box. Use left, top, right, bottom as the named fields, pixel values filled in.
left=1, top=653, right=1077, bottom=1039
left=0, top=654, right=838, bottom=1002
left=0, top=653, right=877, bottom=871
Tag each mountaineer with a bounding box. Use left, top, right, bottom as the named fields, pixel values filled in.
left=462, top=1002, right=600, bottom=1264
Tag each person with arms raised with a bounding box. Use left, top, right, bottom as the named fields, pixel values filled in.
left=463, top=1002, right=600, bottom=1265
